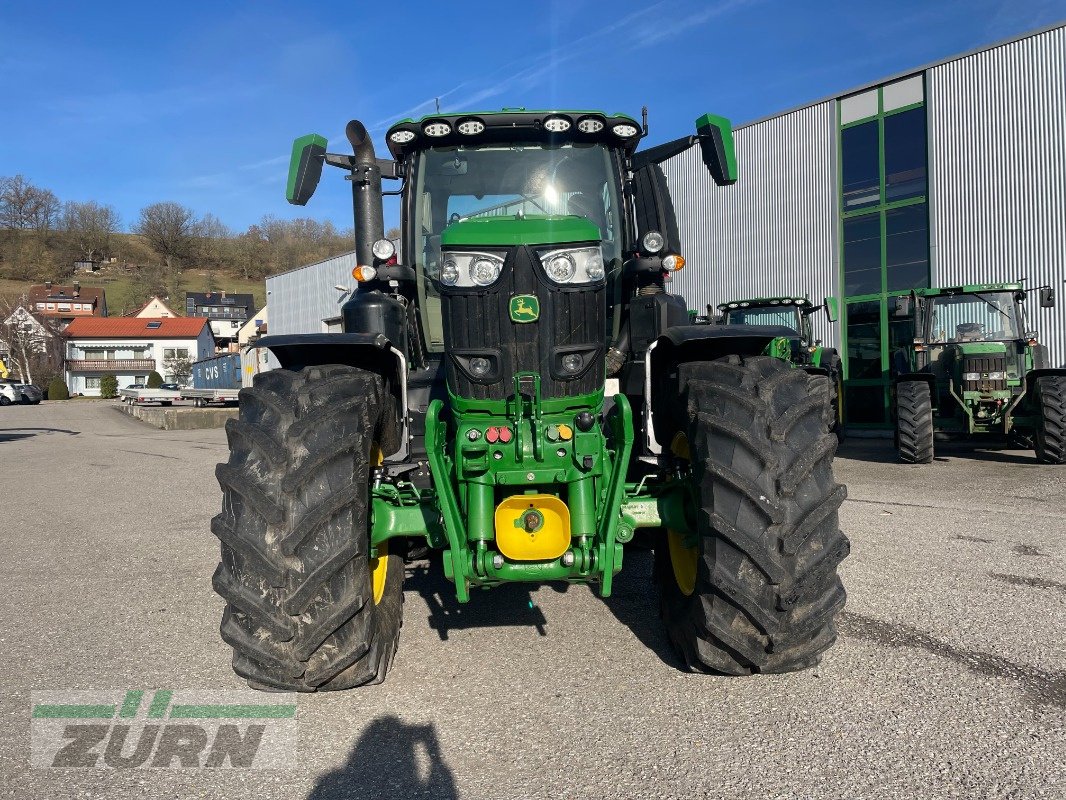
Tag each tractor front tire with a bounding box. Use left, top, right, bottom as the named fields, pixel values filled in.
left=212, top=365, right=404, bottom=691
left=807, top=370, right=843, bottom=440
left=656, top=355, right=850, bottom=675
left=896, top=380, right=934, bottom=464
left=1033, top=375, right=1066, bottom=464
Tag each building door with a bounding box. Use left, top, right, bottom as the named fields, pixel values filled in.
left=838, top=76, right=930, bottom=427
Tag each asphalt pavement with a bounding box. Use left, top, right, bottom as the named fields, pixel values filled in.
left=0, top=400, right=1062, bottom=799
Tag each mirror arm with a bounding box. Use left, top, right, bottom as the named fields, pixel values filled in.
left=325, top=153, right=402, bottom=179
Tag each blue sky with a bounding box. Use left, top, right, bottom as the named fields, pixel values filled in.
left=1, top=0, right=1063, bottom=233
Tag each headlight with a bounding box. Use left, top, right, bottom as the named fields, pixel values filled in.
left=372, top=238, right=395, bottom=261
left=437, top=251, right=506, bottom=287
left=642, top=231, right=665, bottom=254
left=988, top=371, right=1006, bottom=380
left=963, top=372, right=981, bottom=381
left=470, top=256, right=502, bottom=286
left=537, top=246, right=605, bottom=284
left=440, top=260, right=459, bottom=286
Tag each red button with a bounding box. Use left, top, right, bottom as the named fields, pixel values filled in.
left=498, top=426, right=512, bottom=443
left=486, top=427, right=499, bottom=443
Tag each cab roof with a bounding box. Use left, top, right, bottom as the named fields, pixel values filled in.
left=915, top=282, right=1024, bottom=296
left=717, top=296, right=812, bottom=310
left=385, top=108, right=643, bottom=160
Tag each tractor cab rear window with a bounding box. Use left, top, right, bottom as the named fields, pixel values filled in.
left=925, top=293, right=1021, bottom=343
left=724, top=306, right=801, bottom=333
left=411, top=142, right=623, bottom=350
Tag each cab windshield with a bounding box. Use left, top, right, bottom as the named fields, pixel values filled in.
left=410, top=142, right=624, bottom=350
left=724, top=306, right=801, bottom=334
left=925, top=292, right=1021, bottom=342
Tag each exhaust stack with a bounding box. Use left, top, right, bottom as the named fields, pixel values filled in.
left=346, top=120, right=385, bottom=267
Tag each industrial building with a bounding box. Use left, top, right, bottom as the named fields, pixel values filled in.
left=663, top=23, right=1066, bottom=428
left=266, top=23, right=1064, bottom=431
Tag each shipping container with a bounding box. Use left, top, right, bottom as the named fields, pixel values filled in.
left=190, top=353, right=242, bottom=391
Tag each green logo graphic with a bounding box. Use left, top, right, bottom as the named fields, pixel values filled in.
left=31, top=689, right=297, bottom=769
left=509, top=294, right=540, bottom=323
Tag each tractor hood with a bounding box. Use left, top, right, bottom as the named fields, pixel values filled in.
left=953, top=341, right=1008, bottom=356
left=441, top=215, right=600, bottom=248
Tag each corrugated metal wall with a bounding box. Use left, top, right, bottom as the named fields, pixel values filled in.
left=266, top=252, right=359, bottom=335
left=661, top=101, right=841, bottom=348
left=928, top=26, right=1066, bottom=364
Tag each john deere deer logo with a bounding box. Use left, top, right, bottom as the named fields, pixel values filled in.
left=509, top=295, right=540, bottom=323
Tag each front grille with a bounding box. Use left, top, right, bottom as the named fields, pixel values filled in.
left=440, top=245, right=605, bottom=401
left=963, top=354, right=1007, bottom=393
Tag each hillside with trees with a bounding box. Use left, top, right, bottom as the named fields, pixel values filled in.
left=0, top=174, right=360, bottom=313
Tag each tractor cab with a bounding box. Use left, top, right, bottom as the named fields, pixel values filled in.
left=892, top=281, right=1065, bottom=462
left=900, top=283, right=1047, bottom=412
left=716, top=295, right=838, bottom=368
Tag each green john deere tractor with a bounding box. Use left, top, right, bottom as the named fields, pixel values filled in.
left=891, top=282, right=1065, bottom=464
left=713, top=295, right=843, bottom=435
left=212, top=108, right=850, bottom=691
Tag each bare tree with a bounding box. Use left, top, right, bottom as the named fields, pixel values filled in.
left=62, top=200, right=121, bottom=262
left=0, top=295, right=60, bottom=384
left=162, top=355, right=194, bottom=386
left=195, top=212, right=232, bottom=271
left=133, top=201, right=199, bottom=269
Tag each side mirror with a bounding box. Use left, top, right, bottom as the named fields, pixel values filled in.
left=892, top=295, right=912, bottom=317
left=824, top=296, right=839, bottom=323
left=695, top=114, right=737, bottom=187
left=286, top=133, right=328, bottom=206
left=1039, top=286, right=1055, bottom=308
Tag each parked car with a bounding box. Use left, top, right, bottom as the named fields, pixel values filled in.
left=16, top=384, right=42, bottom=404
left=0, top=381, right=19, bottom=406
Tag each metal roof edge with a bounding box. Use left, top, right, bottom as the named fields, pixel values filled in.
left=733, top=20, right=1066, bottom=131
left=266, top=250, right=357, bottom=281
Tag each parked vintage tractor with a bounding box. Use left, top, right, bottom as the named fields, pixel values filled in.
left=713, top=295, right=843, bottom=435
left=212, top=109, right=850, bottom=691
left=891, top=282, right=1065, bottom=463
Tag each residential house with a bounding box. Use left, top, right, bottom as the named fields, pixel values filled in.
left=125, top=296, right=180, bottom=318
left=185, top=291, right=254, bottom=350
left=29, top=283, right=108, bottom=330
left=1, top=307, right=55, bottom=382
left=63, top=317, right=214, bottom=395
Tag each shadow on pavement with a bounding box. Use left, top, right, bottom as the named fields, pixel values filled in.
left=0, top=426, right=81, bottom=443
left=306, top=715, right=457, bottom=800
left=404, top=560, right=549, bottom=639
left=597, top=546, right=684, bottom=670
left=836, top=438, right=1038, bottom=466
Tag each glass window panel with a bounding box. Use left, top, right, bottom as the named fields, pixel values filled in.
left=885, top=204, right=929, bottom=292
left=841, top=121, right=880, bottom=210
left=840, top=89, right=878, bottom=124
left=884, top=107, right=927, bottom=203
left=845, top=385, right=885, bottom=424
left=883, top=76, right=923, bottom=111
left=846, top=301, right=883, bottom=380
left=843, top=214, right=882, bottom=296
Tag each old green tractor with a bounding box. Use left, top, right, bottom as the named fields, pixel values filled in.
left=212, top=109, right=849, bottom=691
left=712, top=295, right=843, bottom=436
left=891, top=282, right=1065, bottom=463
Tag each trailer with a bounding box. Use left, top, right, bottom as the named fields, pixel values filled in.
left=119, top=386, right=182, bottom=406
left=183, top=353, right=242, bottom=407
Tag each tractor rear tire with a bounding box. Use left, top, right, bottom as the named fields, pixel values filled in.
left=807, top=371, right=843, bottom=440
left=656, top=355, right=849, bottom=675
left=1033, top=375, right=1066, bottom=464
left=212, top=365, right=404, bottom=691
left=896, top=380, right=934, bottom=464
